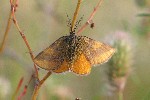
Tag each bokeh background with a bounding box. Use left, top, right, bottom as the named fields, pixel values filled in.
left=0, top=0, right=150, bottom=100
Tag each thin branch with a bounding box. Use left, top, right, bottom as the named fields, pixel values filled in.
left=77, top=0, right=103, bottom=35
left=71, top=0, right=82, bottom=31
left=2, top=1, right=53, bottom=99
left=12, top=16, right=34, bottom=60
left=18, top=85, right=28, bottom=100
left=12, top=77, right=24, bottom=100
left=10, top=1, right=39, bottom=79
left=31, top=71, right=52, bottom=100
left=0, top=0, right=17, bottom=53
left=17, top=74, right=34, bottom=99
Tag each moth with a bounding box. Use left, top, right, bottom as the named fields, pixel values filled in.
left=34, top=30, right=115, bottom=75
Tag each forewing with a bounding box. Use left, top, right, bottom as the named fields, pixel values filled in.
left=52, top=60, right=69, bottom=73
left=78, top=36, right=115, bottom=66
left=34, top=36, right=68, bottom=70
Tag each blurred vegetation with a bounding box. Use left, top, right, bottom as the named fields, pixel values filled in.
left=0, top=0, right=150, bottom=100
left=106, top=31, right=132, bottom=100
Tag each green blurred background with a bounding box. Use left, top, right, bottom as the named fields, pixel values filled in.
left=0, top=0, right=150, bottom=100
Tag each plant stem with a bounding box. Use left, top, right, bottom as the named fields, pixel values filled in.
left=118, top=91, right=123, bottom=100
left=12, top=7, right=39, bottom=79
left=12, top=77, right=24, bottom=100
left=71, top=0, right=82, bottom=31
left=31, top=71, right=52, bottom=100
left=77, top=0, right=103, bottom=35
left=0, top=0, right=16, bottom=53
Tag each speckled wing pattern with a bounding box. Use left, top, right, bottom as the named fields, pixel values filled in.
left=70, top=36, right=115, bottom=75
left=69, top=36, right=91, bottom=75
left=79, top=36, right=115, bottom=65
left=34, top=36, right=69, bottom=71
left=34, top=34, right=115, bottom=75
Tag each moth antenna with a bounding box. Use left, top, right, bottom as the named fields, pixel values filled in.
left=73, top=15, right=84, bottom=33
left=66, top=13, right=72, bottom=28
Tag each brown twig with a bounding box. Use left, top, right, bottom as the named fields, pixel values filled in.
left=77, top=0, right=103, bottom=35
left=17, top=74, right=34, bottom=99
left=2, top=0, right=52, bottom=99
left=10, top=0, right=39, bottom=79
left=0, top=0, right=17, bottom=53
left=9, top=1, right=40, bottom=99
left=9, top=1, right=53, bottom=100
left=12, top=77, right=24, bottom=100
left=17, top=85, right=28, bottom=100
left=31, top=71, right=52, bottom=100
left=71, top=0, right=82, bottom=31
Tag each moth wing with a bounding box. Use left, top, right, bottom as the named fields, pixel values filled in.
left=79, top=36, right=115, bottom=66
left=70, top=53, right=91, bottom=75
left=52, top=60, right=69, bottom=73
left=34, top=36, right=68, bottom=70
left=69, top=36, right=92, bottom=75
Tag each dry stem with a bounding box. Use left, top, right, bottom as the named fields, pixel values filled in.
left=31, top=71, right=52, bottom=100
left=2, top=0, right=52, bottom=99
left=0, top=0, right=17, bottom=53
left=10, top=1, right=39, bottom=79
left=12, top=77, right=24, bottom=100
left=71, top=0, right=82, bottom=31
left=17, top=74, right=34, bottom=99
left=18, top=85, right=27, bottom=100
left=77, top=0, right=103, bottom=35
